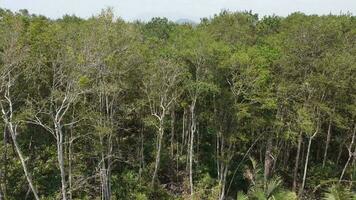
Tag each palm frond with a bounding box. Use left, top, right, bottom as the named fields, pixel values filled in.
left=265, top=176, right=282, bottom=198
left=323, top=185, right=353, bottom=200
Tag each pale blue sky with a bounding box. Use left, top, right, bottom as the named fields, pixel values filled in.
left=0, top=0, right=355, bottom=22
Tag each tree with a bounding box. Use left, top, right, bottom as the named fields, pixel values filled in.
left=0, top=14, right=40, bottom=200
left=27, top=23, right=84, bottom=200
left=142, top=57, right=186, bottom=186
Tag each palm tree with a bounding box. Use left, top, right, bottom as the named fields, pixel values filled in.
left=323, top=185, right=355, bottom=200
left=237, top=158, right=297, bottom=200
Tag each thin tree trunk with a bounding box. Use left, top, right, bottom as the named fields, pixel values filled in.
left=25, top=187, right=31, bottom=200
left=189, top=124, right=194, bottom=199
left=139, top=125, right=144, bottom=181
left=0, top=170, right=2, bottom=200
left=339, top=125, right=356, bottom=182
left=300, top=138, right=306, bottom=173
left=218, top=142, right=232, bottom=200
left=100, top=168, right=109, bottom=200
left=181, top=109, right=186, bottom=156
left=282, top=142, right=290, bottom=170
left=8, top=124, right=40, bottom=200
left=68, top=127, right=73, bottom=200
left=176, top=123, right=179, bottom=183
left=336, top=140, right=344, bottom=165
left=264, top=136, right=273, bottom=187
left=171, top=109, right=175, bottom=157
left=216, top=130, right=220, bottom=182
left=322, top=119, right=332, bottom=168
left=350, top=144, right=356, bottom=188
left=340, top=155, right=352, bottom=182
left=0, top=139, right=3, bottom=200
left=1, top=81, right=39, bottom=200
left=298, top=129, right=318, bottom=198
left=56, top=126, right=67, bottom=200
left=219, top=164, right=229, bottom=200
left=0, top=125, right=7, bottom=200
left=352, top=144, right=356, bottom=171
left=293, top=132, right=303, bottom=192
left=217, top=126, right=224, bottom=199
left=189, top=100, right=196, bottom=199
left=226, top=135, right=261, bottom=196
left=259, top=143, right=264, bottom=165
left=186, top=120, right=191, bottom=172
left=152, top=118, right=164, bottom=186
left=107, top=133, right=113, bottom=200
left=194, top=122, right=200, bottom=168
left=272, top=140, right=283, bottom=174
left=99, top=132, right=110, bottom=200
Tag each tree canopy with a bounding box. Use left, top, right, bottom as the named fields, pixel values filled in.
left=0, top=8, right=355, bottom=200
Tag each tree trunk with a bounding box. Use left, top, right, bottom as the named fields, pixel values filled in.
left=264, top=136, right=273, bottom=187
left=99, top=132, right=111, bottom=200
left=8, top=124, right=40, bottom=200
left=219, top=164, right=229, bottom=200
left=216, top=130, right=220, bottom=182
left=339, top=125, right=355, bottom=182
left=100, top=169, right=110, bottom=200
left=350, top=144, right=356, bottom=188
left=322, top=119, right=332, bottom=168
left=189, top=101, right=196, bottom=199
left=340, top=155, right=352, bottom=182
left=107, top=132, right=113, bottom=200
left=284, top=143, right=291, bottom=170
left=292, top=132, right=303, bottom=192
left=139, top=125, right=144, bottom=181
left=217, top=126, right=224, bottom=200
left=56, top=126, right=67, bottom=200
left=298, top=130, right=317, bottom=198
left=336, top=140, right=344, bottom=165
left=68, top=128, right=73, bottom=200
left=352, top=144, right=356, bottom=171
left=0, top=170, right=2, bottom=200
left=1, top=84, right=39, bottom=200
left=152, top=118, right=164, bottom=186
left=218, top=141, right=232, bottom=200
left=171, top=109, right=175, bottom=158
left=100, top=168, right=110, bottom=200
left=0, top=125, right=7, bottom=200
left=181, top=109, right=186, bottom=156
left=272, top=140, right=283, bottom=175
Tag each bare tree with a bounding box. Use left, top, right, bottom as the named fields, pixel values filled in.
left=298, top=120, right=319, bottom=198
left=28, top=40, right=83, bottom=200
left=0, top=73, right=40, bottom=200
left=143, top=58, right=185, bottom=186
left=0, top=18, right=40, bottom=200
left=80, top=9, right=136, bottom=198
left=185, top=50, right=214, bottom=199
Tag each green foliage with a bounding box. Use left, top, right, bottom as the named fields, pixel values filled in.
left=323, top=185, right=354, bottom=200
left=237, top=158, right=297, bottom=200
left=194, top=173, right=220, bottom=200
left=0, top=8, right=355, bottom=200
left=297, top=107, right=315, bottom=134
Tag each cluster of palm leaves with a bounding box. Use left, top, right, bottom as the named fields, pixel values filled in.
left=237, top=158, right=297, bottom=200
left=236, top=157, right=356, bottom=200
left=323, top=184, right=355, bottom=200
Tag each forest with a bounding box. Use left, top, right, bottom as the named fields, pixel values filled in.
left=0, top=7, right=355, bottom=200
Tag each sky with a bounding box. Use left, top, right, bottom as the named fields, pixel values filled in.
left=0, top=0, right=355, bottom=22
